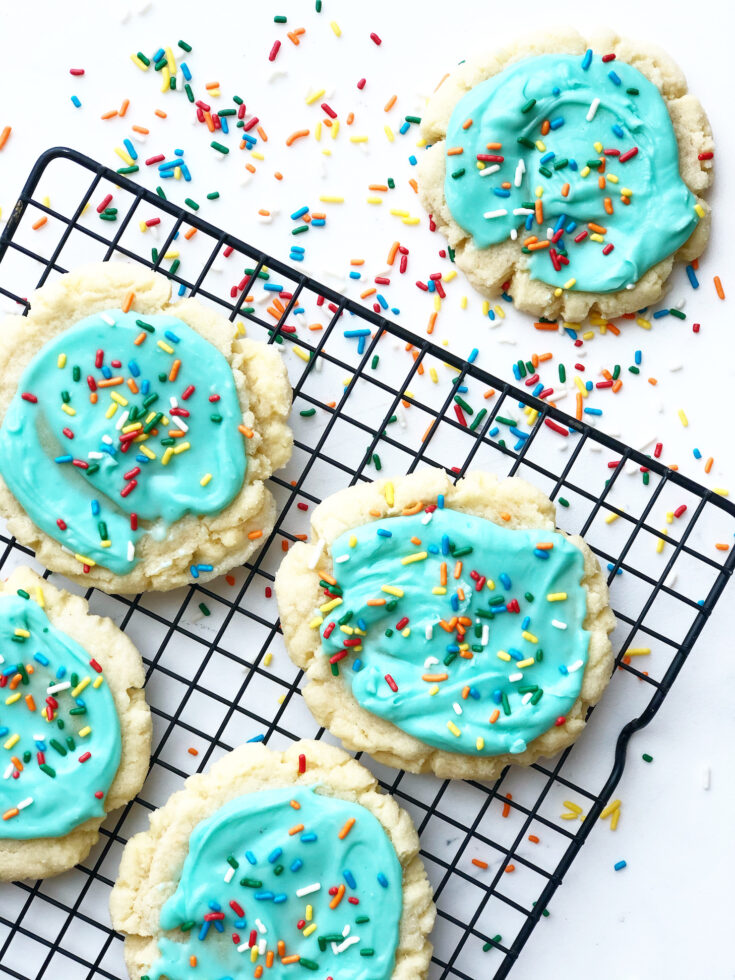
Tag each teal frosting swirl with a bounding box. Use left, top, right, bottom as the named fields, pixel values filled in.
left=0, top=310, right=247, bottom=575
left=147, top=785, right=402, bottom=980
left=0, top=593, right=121, bottom=839
left=319, top=507, right=590, bottom=756
left=443, top=52, right=699, bottom=292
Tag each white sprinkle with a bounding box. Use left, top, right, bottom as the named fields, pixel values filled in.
left=127, top=541, right=135, bottom=562
left=484, top=209, right=508, bottom=219
left=173, top=416, right=189, bottom=432
left=3, top=764, right=13, bottom=780
left=307, top=539, right=325, bottom=570
left=115, top=410, right=130, bottom=431
left=481, top=625, right=489, bottom=646
left=169, top=397, right=179, bottom=408
left=296, top=882, right=321, bottom=897
left=100, top=314, right=115, bottom=326
left=521, top=692, right=533, bottom=705
left=237, top=942, right=249, bottom=953
left=512, top=207, right=534, bottom=216
left=568, top=659, right=584, bottom=672
left=478, top=164, right=500, bottom=177
left=514, top=158, right=526, bottom=187
left=586, top=97, right=600, bottom=122
left=224, top=866, right=235, bottom=883
left=335, top=554, right=350, bottom=564
left=425, top=625, right=434, bottom=642
left=702, top=766, right=711, bottom=790
left=16, top=797, right=33, bottom=810
left=423, top=655, right=438, bottom=668
left=421, top=511, right=433, bottom=525
left=87, top=451, right=105, bottom=459
left=334, top=935, right=360, bottom=953
left=342, top=925, right=351, bottom=937
left=509, top=672, right=523, bottom=682
left=552, top=619, right=568, bottom=630
left=102, top=434, right=113, bottom=445
left=453, top=702, right=462, bottom=716
left=255, top=918, right=267, bottom=934
left=47, top=681, right=71, bottom=694
left=258, top=938, right=267, bottom=955
left=510, top=228, right=518, bottom=240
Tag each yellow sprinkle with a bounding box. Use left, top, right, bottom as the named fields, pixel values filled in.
left=173, top=441, right=191, bottom=455
left=303, top=923, right=317, bottom=938
left=306, top=904, right=313, bottom=921
left=656, top=529, right=668, bottom=554
left=93, top=676, right=104, bottom=689
left=486, top=579, right=495, bottom=591
left=320, top=598, right=343, bottom=614
left=401, top=551, right=427, bottom=565
left=160, top=66, right=170, bottom=92
left=74, top=553, right=96, bottom=566
left=678, top=409, right=689, bottom=427
left=384, top=125, right=394, bottom=142
left=713, top=488, right=729, bottom=496
left=637, top=317, right=651, bottom=330
left=366, top=197, right=382, bottom=205
left=610, top=807, right=620, bottom=830
left=330, top=20, right=341, bottom=36
left=308, top=617, right=323, bottom=630
left=447, top=721, right=461, bottom=737
left=460, top=295, right=468, bottom=309
left=319, top=195, right=344, bottom=203
left=331, top=120, right=339, bottom=139
left=5, top=693, right=21, bottom=705
left=251, top=151, right=265, bottom=161
left=305, top=88, right=326, bottom=105
left=251, top=947, right=258, bottom=963
left=157, top=340, right=175, bottom=354
left=61, top=403, right=76, bottom=416
left=293, top=346, right=310, bottom=363
left=563, top=278, right=576, bottom=290
left=383, top=481, right=395, bottom=507
left=122, top=422, right=142, bottom=434
left=546, top=592, right=567, bottom=601
left=626, top=648, right=651, bottom=656
left=563, top=800, right=583, bottom=814
left=521, top=631, right=538, bottom=644
left=105, top=402, right=117, bottom=419
left=110, top=391, right=129, bottom=407
left=605, top=512, right=621, bottom=524
left=78, top=726, right=92, bottom=738
left=131, top=53, right=149, bottom=71
left=433, top=294, right=441, bottom=312
left=35, top=587, right=45, bottom=608
left=402, top=217, right=420, bottom=225
left=589, top=234, right=604, bottom=244
left=349, top=535, right=357, bottom=548
left=3, top=734, right=19, bottom=750
left=600, top=799, right=621, bottom=819
left=593, top=141, right=603, bottom=153
left=381, top=586, right=404, bottom=598
left=339, top=625, right=354, bottom=635
left=401, top=627, right=410, bottom=637
left=390, top=209, right=408, bottom=217
left=476, top=737, right=485, bottom=751
left=580, top=166, right=591, bottom=178
left=161, top=447, right=174, bottom=466
left=71, top=677, right=91, bottom=698
left=163, top=250, right=179, bottom=260
left=100, top=540, right=111, bottom=548
left=114, top=147, right=135, bottom=166
left=263, top=652, right=272, bottom=667
left=516, top=658, right=535, bottom=669
left=535, top=140, right=546, bottom=152
left=444, top=270, right=457, bottom=282
left=431, top=587, right=447, bottom=595
left=165, top=46, right=176, bottom=73
left=200, top=473, right=213, bottom=487
left=314, top=122, right=322, bottom=141
left=429, top=685, right=439, bottom=696
left=430, top=367, right=439, bottom=384
left=496, top=651, right=511, bottom=662
left=14, top=628, right=29, bottom=638
left=694, top=203, right=705, bottom=218
left=57, top=353, right=67, bottom=369
left=140, top=444, right=157, bottom=460
left=353, top=627, right=366, bottom=637
left=494, top=305, right=505, bottom=319
left=574, top=376, right=588, bottom=398
left=607, top=173, right=619, bottom=183
left=349, top=135, right=368, bottom=144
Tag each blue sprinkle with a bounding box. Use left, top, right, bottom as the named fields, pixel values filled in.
left=164, top=330, right=180, bottom=343
left=540, top=151, right=555, bottom=165
left=532, top=383, right=543, bottom=397
left=220, top=117, right=229, bottom=135
left=71, top=95, right=82, bottom=108
left=446, top=644, right=460, bottom=654
left=450, top=594, right=460, bottom=612
left=234, top=918, right=247, bottom=929
left=468, top=348, right=478, bottom=363
left=487, top=307, right=496, bottom=321
left=408, top=155, right=417, bottom=166
left=521, top=616, right=530, bottom=629
left=197, top=564, right=214, bottom=572
left=614, top=860, right=627, bottom=871
left=141, top=380, right=150, bottom=395
left=177, top=283, right=187, bottom=297
left=377, top=529, right=392, bottom=538
left=344, top=328, right=371, bottom=337
left=469, top=687, right=480, bottom=700
left=509, top=648, right=523, bottom=661
left=128, top=360, right=141, bottom=377
left=686, top=265, right=699, bottom=289
left=567, top=220, right=577, bottom=232
left=585, top=380, right=593, bottom=391
left=559, top=664, right=569, bottom=675
left=653, top=309, right=669, bottom=319
left=123, top=139, right=138, bottom=160
left=174, top=148, right=184, bottom=157
left=273, top=894, right=287, bottom=904
left=584, top=407, right=603, bottom=416
left=441, top=534, right=449, bottom=555
left=611, top=124, right=624, bottom=138
left=301, top=832, right=317, bottom=843
left=377, top=873, right=389, bottom=888
left=457, top=384, right=468, bottom=393
left=693, top=448, right=702, bottom=459
left=209, top=900, right=221, bottom=911
left=553, top=215, right=566, bottom=233
left=101, top=365, right=112, bottom=379
left=343, top=870, right=357, bottom=888
left=91, top=499, right=100, bottom=516
left=290, top=251, right=304, bottom=262
left=525, top=213, right=534, bottom=231
left=608, top=70, right=622, bottom=85
left=349, top=271, right=361, bottom=280
left=34, top=653, right=50, bottom=667
left=581, top=49, right=593, bottom=70
left=513, top=363, right=521, bottom=380
left=352, top=659, right=363, bottom=672
left=427, top=279, right=436, bottom=293
left=499, top=573, right=511, bottom=589
left=489, top=426, right=499, bottom=437
left=510, top=427, right=529, bottom=440
left=549, top=117, right=564, bottom=130
left=181, top=62, right=192, bottom=81
left=534, top=549, right=550, bottom=559
left=437, top=494, right=444, bottom=509
left=376, top=294, right=389, bottom=310
left=607, top=563, right=623, bottom=576
left=290, top=858, right=303, bottom=872
left=399, top=121, right=410, bottom=135
left=493, top=188, right=511, bottom=198
left=291, top=206, right=309, bottom=220
left=311, top=218, right=325, bottom=226
left=268, top=848, right=283, bottom=864
left=263, top=283, right=284, bottom=292
left=198, top=922, right=210, bottom=940
left=54, top=455, right=73, bottom=464
left=246, top=734, right=264, bottom=743
left=634, top=349, right=642, bottom=365
left=153, top=48, right=165, bottom=62
left=358, top=335, right=366, bottom=354
left=0, top=727, right=9, bottom=738
left=181, top=164, right=192, bottom=181
left=254, top=891, right=275, bottom=901
left=357, top=618, right=367, bottom=631
left=492, top=690, right=502, bottom=704
left=33, top=738, right=45, bottom=749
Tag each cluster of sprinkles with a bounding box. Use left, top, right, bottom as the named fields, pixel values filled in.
left=0, top=588, right=111, bottom=825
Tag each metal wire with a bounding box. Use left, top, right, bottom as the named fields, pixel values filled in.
left=0, top=147, right=733, bottom=980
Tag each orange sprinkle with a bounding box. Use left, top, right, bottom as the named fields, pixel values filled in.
left=446, top=147, right=463, bottom=156
left=281, top=540, right=289, bottom=552
left=360, top=288, right=377, bottom=299
left=97, top=376, right=124, bottom=388
left=408, top=178, right=418, bottom=193
left=0, top=126, right=12, bottom=150
left=527, top=240, right=550, bottom=252
left=462, top=118, right=473, bottom=130
left=505, top=864, right=516, bottom=873
left=535, top=542, right=554, bottom=550
left=121, top=291, right=135, bottom=314
left=384, top=95, right=397, bottom=112
left=716, top=543, right=730, bottom=551
left=3, top=809, right=19, bottom=821
left=274, top=171, right=283, bottom=181
left=528, top=834, right=540, bottom=844
left=188, top=747, right=199, bottom=756
left=440, top=562, right=447, bottom=586
left=472, top=858, right=489, bottom=869
left=184, top=227, right=197, bottom=240
left=366, top=598, right=386, bottom=607
left=538, top=352, right=553, bottom=362
left=714, top=275, right=725, bottom=299
left=588, top=222, right=607, bottom=234
left=281, top=955, right=300, bottom=965
left=127, top=378, right=139, bottom=395
left=338, top=817, right=356, bottom=839
left=387, top=241, right=400, bottom=265
left=286, top=129, right=310, bottom=146
left=247, top=530, right=263, bottom=540
left=254, top=967, right=263, bottom=979
left=100, top=110, right=118, bottom=120
left=320, top=571, right=338, bottom=586
left=257, top=125, right=268, bottom=143
left=290, top=800, right=301, bottom=809
left=401, top=502, right=423, bottom=516
left=203, top=111, right=215, bottom=133
left=132, top=125, right=149, bottom=135
left=155, top=109, right=167, bottom=119
left=705, top=457, right=714, bottom=474
left=427, top=311, right=437, bottom=335
left=500, top=512, right=511, bottom=522
left=9, top=674, right=21, bottom=691
left=576, top=392, right=583, bottom=420
left=434, top=72, right=450, bottom=92
left=454, top=561, right=463, bottom=579
left=484, top=388, right=496, bottom=399
left=535, top=200, right=543, bottom=225
left=90, top=392, right=98, bottom=404
left=612, top=379, right=623, bottom=393
left=278, top=941, right=286, bottom=956
left=422, top=673, right=449, bottom=682
left=502, top=793, right=512, bottom=818
left=561, top=182, right=570, bottom=197
left=603, top=196, right=613, bottom=215
left=410, top=536, right=422, bottom=546
left=599, top=176, right=607, bottom=190
left=32, top=217, right=47, bottom=231
left=329, top=884, right=346, bottom=909
left=288, top=823, right=305, bottom=836
left=461, top=686, right=471, bottom=700
left=239, top=425, right=254, bottom=438
left=421, top=422, right=434, bottom=443
left=486, top=142, right=502, bottom=150
left=24, top=695, right=35, bottom=712
left=606, top=323, right=621, bottom=336
left=647, top=377, right=658, bottom=386
left=489, top=709, right=500, bottom=724
left=534, top=321, right=558, bottom=331
left=541, top=119, right=550, bottom=136
left=346, top=112, right=354, bottom=125
left=119, top=98, right=130, bottom=117
left=266, top=951, right=275, bottom=968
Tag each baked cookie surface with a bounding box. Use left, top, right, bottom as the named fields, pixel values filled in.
left=0, top=566, right=151, bottom=880
left=110, top=740, right=435, bottom=980
left=0, top=262, right=293, bottom=593
left=418, top=29, right=713, bottom=321
left=275, top=470, right=616, bottom=779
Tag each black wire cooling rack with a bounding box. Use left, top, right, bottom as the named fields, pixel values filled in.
left=0, top=147, right=734, bottom=980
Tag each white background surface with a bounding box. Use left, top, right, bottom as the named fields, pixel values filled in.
left=0, top=0, right=733, bottom=977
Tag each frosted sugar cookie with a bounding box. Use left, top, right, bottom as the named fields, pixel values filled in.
left=275, top=470, right=616, bottom=779
left=110, top=740, right=434, bottom=980
left=418, top=29, right=713, bottom=321
left=0, top=566, right=150, bottom=880
left=0, top=263, right=292, bottom=593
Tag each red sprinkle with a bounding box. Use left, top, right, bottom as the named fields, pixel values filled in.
left=96, top=195, right=112, bottom=214
left=78, top=752, right=91, bottom=763
left=384, top=674, right=398, bottom=692
left=268, top=40, right=281, bottom=62
left=21, top=393, right=38, bottom=403
left=370, top=32, right=382, bottom=45
left=298, top=753, right=306, bottom=774
left=357, top=78, right=366, bottom=89
left=69, top=68, right=85, bottom=76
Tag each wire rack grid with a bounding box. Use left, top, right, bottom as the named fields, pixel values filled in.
left=0, top=147, right=733, bottom=980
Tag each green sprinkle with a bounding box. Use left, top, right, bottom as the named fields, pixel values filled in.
left=210, top=141, right=229, bottom=154
left=669, top=308, right=686, bottom=320
left=49, top=739, right=67, bottom=756
left=299, top=960, right=319, bottom=971
left=517, top=136, right=535, bottom=148
left=136, top=52, right=151, bottom=66
left=405, top=115, right=422, bottom=124
left=586, top=159, right=603, bottom=169
left=452, top=545, right=473, bottom=558
left=612, top=364, right=621, bottom=380
left=384, top=628, right=394, bottom=638
left=444, top=651, right=458, bottom=666
left=179, top=921, right=196, bottom=932
left=521, top=98, right=536, bottom=113
left=524, top=591, right=534, bottom=602
left=539, top=166, right=552, bottom=178
left=517, top=359, right=527, bottom=378
left=72, top=365, right=81, bottom=382
left=387, top=177, right=395, bottom=189
left=154, top=58, right=167, bottom=72
left=169, top=76, right=176, bottom=90
left=169, top=258, right=180, bottom=276
left=61, top=391, right=70, bottom=403
left=240, top=877, right=262, bottom=888
left=330, top=661, right=340, bottom=676
left=553, top=158, right=568, bottom=170
left=210, top=414, right=223, bottom=424
left=371, top=354, right=379, bottom=369
left=218, top=109, right=237, bottom=117
left=642, top=753, right=653, bottom=763
left=360, top=949, right=375, bottom=957
left=558, top=497, right=569, bottom=507
left=274, top=14, right=287, bottom=22
left=628, top=365, right=640, bottom=375
left=292, top=224, right=309, bottom=235
left=483, top=935, right=502, bottom=952
left=372, top=453, right=382, bottom=471
left=300, top=407, right=316, bottom=417
left=355, top=915, right=370, bottom=924
left=184, top=197, right=200, bottom=211
left=65, top=735, right=75, bottom=750
left=496, top=415, right=517, bottom=426
left=626, top=87, right=639, bottom=95
left=558, top=364, right=566, bottom=383
left=315, top=0, right=322, bottom=9
left=100, top=212, right=118, bottom=220
left=178, top=40, right=193, bottom=51
left=40, top=764, right=56, bottom=778
left=207, top=191, right=220, bottom=200
left=185, top=83, right=195, bottom=103
left=156, top=186, right=167, bottom=200
left=469, top=408, right=487, bottom=432
left=501, top=692, right=511, bottom=716
left=530, top=689, right=544, bottom=705
left=98, top=521, right=108, bottom=540
left=16, top=589, right=29, bottom=600
left=451, top=168, right=466, bottom=180
left=199, top=603, right=211, bottom=617
left=454, top=394, right=473, bottom=415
